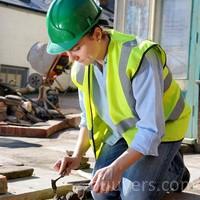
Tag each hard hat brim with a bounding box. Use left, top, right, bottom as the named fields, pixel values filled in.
left=47, top=36, right=81, bottom=55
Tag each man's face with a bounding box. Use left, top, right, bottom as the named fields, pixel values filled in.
left=66, top=29, right=101, bottom=65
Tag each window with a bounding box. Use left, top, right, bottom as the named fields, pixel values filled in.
left=0, top=65, right=28, bottom=88
left=125, top=0, right=150, bottom=39
left=117, top=0, right=192, bottom=79
left=160, top=0, right=192, bottom=79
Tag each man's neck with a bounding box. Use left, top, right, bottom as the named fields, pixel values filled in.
left=96, top=34, right=110, bottom=66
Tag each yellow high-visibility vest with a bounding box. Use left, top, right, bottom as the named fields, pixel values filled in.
left=71, top=30, right=191, bottom=158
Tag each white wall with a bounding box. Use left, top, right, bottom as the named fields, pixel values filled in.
left=0, top=4, right=47, bottom=74
left=0, top=4, right=75, bottom=90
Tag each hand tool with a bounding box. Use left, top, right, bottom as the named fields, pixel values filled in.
left=51, top=174, right=65, bottom=193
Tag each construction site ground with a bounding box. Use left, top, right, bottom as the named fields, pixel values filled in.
left=0, top=92, right=200, bottom=200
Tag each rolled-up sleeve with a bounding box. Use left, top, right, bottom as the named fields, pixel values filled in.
left=131, top=49, right=165, bottom=156
left=78, top=90, right=87, bottom=128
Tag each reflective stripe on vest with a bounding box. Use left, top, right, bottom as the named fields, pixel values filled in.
left=167, top=94, right=185, bottom=121
left=162, top=66, right=185, bottom=121
left=112, top=39, right=185, bottom=135
left=71, top=62, right=85, bottom=89
left=120, top=39, right=185, bottom=122
left=119, top=40, right=136, bottom=109
left=163, top=67, right=172, bottom=92
left=116, top=117, right=138, bottom=134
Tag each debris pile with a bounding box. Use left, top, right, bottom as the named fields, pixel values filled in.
left=0, top=83, right=65, bottom=127
left=53, top=182, right=92, bottom=200
left=55, top=189, right=92, bottom=200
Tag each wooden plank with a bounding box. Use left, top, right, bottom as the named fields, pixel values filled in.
left=0, top=166, right=34, bottom=180
left=0, top=114, right=80, bottom=138
left=0, top=175, right=7, bottom=194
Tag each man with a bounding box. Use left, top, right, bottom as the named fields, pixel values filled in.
left=46, top=0, right=191, bottom=199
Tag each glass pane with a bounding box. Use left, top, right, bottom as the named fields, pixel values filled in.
left=160, top=0, right=192, bottom=79
left=125, top=0, right=150, bottom=39
left=0, top=65, right=28, bottom=87
left=0, top=73, right=6, bottom=83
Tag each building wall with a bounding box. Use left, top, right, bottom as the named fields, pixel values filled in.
left=0, top=3, right=74, bottom=90
left=0, top=4, right=47, bottom=74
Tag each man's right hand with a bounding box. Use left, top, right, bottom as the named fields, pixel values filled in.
left=53, top=155, right=81, bottom=176
left=54, top=127, right=90, bottom=176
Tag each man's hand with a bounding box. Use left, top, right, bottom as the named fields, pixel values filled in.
left=90, top=148, right=144, bottom=193
left=90, top=163, right=122, bottom=193
left=54, top=127, right=90, bottom=176
left=53, top=155, right=81, bottom=176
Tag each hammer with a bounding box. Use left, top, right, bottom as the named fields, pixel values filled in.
left=51, top=174, right=65, bottom=198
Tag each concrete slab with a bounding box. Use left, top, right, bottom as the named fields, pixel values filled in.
left=184, top=154, right=200, bottom=182
left=0, top=156, right=23, bottom=166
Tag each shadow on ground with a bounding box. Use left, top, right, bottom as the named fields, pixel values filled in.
left=0, top=138, right=42, bottom=148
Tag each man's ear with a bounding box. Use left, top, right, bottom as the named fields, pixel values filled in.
left=93, top=27, right=102, bottom=41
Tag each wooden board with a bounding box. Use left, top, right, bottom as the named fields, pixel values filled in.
left=0, top=166, right=34, bottom=180
left=0, top=114, right=80, bottom=138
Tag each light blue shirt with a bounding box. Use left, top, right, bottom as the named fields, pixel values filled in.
left=78, top=49, right=165, bottom=156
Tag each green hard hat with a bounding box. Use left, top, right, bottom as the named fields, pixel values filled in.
left=46, top=0, right=102, bottom=54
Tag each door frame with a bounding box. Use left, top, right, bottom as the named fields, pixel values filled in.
left=185, top=0, right=200, bottom=144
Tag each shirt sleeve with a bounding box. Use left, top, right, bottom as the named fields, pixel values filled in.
left=131, top=48, right=165, bottom=156
left=78, top=90, right=87, bottom=128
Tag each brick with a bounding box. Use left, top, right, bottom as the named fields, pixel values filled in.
left=0, top=175, right=7, bottom=194
left=0, top=114, right=80, bottom=138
